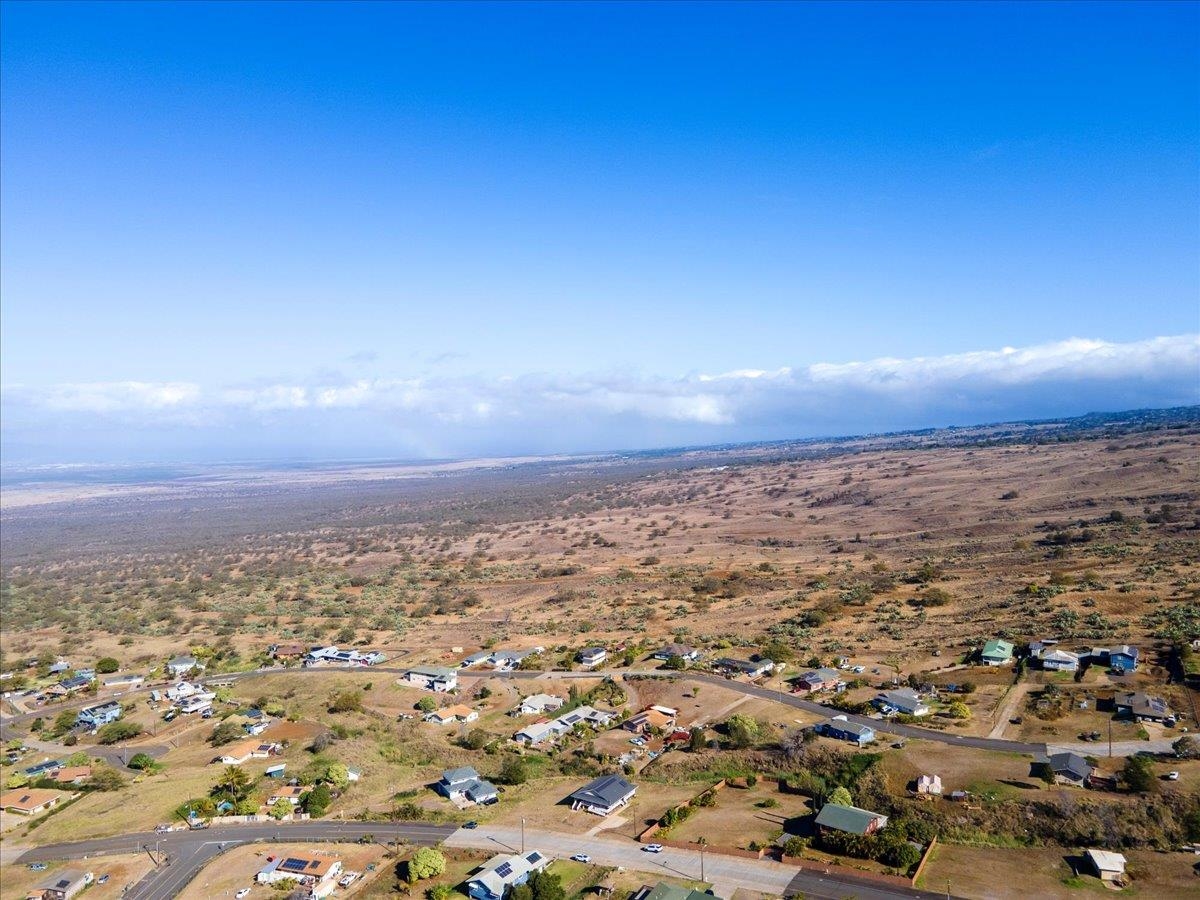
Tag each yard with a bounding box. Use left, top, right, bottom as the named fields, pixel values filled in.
left=177, top=842, right=385, bottom=900
left=661, top=781, right=813, bottom=851
left=0, top=853, right=154, bottom=900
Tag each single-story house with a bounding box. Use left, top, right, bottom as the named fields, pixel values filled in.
left=460, top=650, right=494, bottom=668
left=712, top=657, right=775, bottom=678
left=814, top=801, right=889, bottom=836
left=52, top=766, right=93, bottom=785
left=652, top=643, right=701, bottom=662
left=77, top=700, right=122, bottom=728
left=425, top=704, right=479, bottom=726
left=436, top=767, right=498, bottom=805
left=102, top=673, right=145, bottom=688
left=268, top=642, right=307, bottom=659
left=466, top=851, right=550, bottom=900
left=57, top=675, right=92, bottom=694
left=790, top=668, right=842, bottom=693
left=916, top=774, right=942, bottom=795
left=1084, top=849, right=1127, bottom=882
left=166, top=681, right=202, bottom=702
left=1115, top=692, right=1172, bottom=722
left=623, top=706, right=678, bottom=734
left=267, top=784, right=306, bottom=806
left=632, top=884, right=711, bottom=900
left=347, top=767, right=361, bottom=782
left=815, top=715, right=875, bottom=746
left=568, top=774, right=637, bottom=815
left=489, top=648, right=544, bottom=671
left=48, top=660, right=71, bottom=675
left=34, top=868, right=92, bottom=900
left=1028, top=639, right=1059, bottom=658
left=1041, top=649, right=1081, bottom=672
left=265, top=763, right=287, bottom=778
left=513, top=721, right=558, bottom=746
left=257, top=853, right=342, bottom=887
left=980, top=639, right=1015, bottom=666
left=167, top=655, right=204, bottom=678
left=872, top=688, right=930, bottom=716
left=576, top=647, right=607, bottom=668
left=402, top=666, right=458, bottom=692
left=23, top=760, right=63, bottom=778
left=0, top=788, right=64, bottom=815
left=216, top=740, right=281, bottom=765
left=1042, top=751, right=1094, bottom=787
left=178, top=692, right=216, bottom=714
left=515, top=694, right=564, bottom=716
left=554, top=705, right=615, bottom=730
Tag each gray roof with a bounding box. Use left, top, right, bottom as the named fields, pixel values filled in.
left=814, top=802, right=888, bottom=835
left=569, top=774, right=636, bottom=807
left=443, top=766, right=480, bottom=784
left=1047, top=752, right=1093, bottom=780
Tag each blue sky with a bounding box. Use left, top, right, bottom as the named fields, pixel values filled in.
left=1, top=1, right=1197, bottom=464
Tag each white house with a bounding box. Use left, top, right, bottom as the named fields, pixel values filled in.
left=1084, top=849, right=1126, bottom=883
left=576, top=647, right=607, bottom=668
left=166, top=656, right=204, bottom=678
left=402, top=666, right=458, bottom=692
left=568, top=774, right=637, bottom=815
left=1041, top=649, right=1080, bottom=672
left=257, top=854, right=342, bottom=889
left=166, top=681, right=203, bottom=702
left=873, top=688, right=930, bottom=717
left=467, top=851, right=549, bottom=900
left=916, top=774, right=943, bottom=795
left=516, top=694, right=564, bottom=716
left=424, top=704, right=479, bottom=726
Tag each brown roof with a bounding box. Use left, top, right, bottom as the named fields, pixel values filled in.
left=0, top=788, right=63, bottom=812
left=52, top=766, right=92, bottom=783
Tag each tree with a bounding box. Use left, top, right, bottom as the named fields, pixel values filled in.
left=325, top=762, right=351, bottom=789
left=496, top=756, right=528, bottom=786
left=96, top=721, right=141, bottom=744
left=128, top=752, right=157, bottom=771
left=1122, top=755, right=1156, bottom=793
left=208, top=721, right=243, bottom=746
left=95, top=657, right=120, bottom=674
left=662, top=655, right=687, bottom=671
left=726, top=714, right=760, bottom=748
left=304, top=782, right=332, bottom=816
left=828, top=785, right=853, bottom=807
left=87, top=764, right=125, bottom=791
left=463, top=728, right=490, bottom=751
left=781, top=836, right=809, bottom=856
left=1173, top=735, right=1200, bottom=760
left=417, top=696, right=439, bottom=713
left=328, top=691, right=364, bottom=713
left=269, top=798, right=292, bottom=820
left=527, top=870, right=565, bottom=900
left=407, top=847, right=447, bottom=883
left=214, top=765, right=252, bottom=798
left=688, top=727, right=706, bottom=752
left=883, top=841, right=922, bottom=871
left=947, top=702, right=971, bottom=720
left=54, top=709, right=79, bottom=736
left=760, top=640, right=795, bottom=665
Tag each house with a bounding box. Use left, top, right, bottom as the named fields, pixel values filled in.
left=489, top=648, right=543, bottom=671
left=52, top=766, right=93, bottom=785
left=873, top=688, right=930, bottom=716
left=268, top=642, right=307, bottom=659
left=34, top=868, right=92, bottom=900
left=576, top=647, right=607, bottom=668
left=425, top=704, right=479, bottom=726
left=460, top=650, right=494, bottom=668
left=1028, top=638, right=1059, bottom=658
left=513, top=721, right=558, bottom=746
left=1115, top=692, right=1173, bottom=722
left=814, top=801, right=889, bottom=836
left=554, top=705, right=615, bottom=731
left=1042, top=751, right=1095, bottom=786
left=267, top=784, right=306, bottom=806
left=76, top=700, right=122, bottom=728
left=814, top=715, right=875, bottom=746
left=1041, top=649, right=1080, bottom=672
left=712, top=657, right=774, bottom=678
left=23, top=759, right=63, bottom=779
left=790, top=668, right=843, bottom=693
left=257, top=854, right=343, bottom=888
left=216, top=740, right=281, bottom=765
left=915, top=774, right=942, bottom=795
left=167, top=655, right=204, bottom=678
left=623, top=706, right=678, bottom=734
left=0, top=788, right=64, bottom=815
left=57, top=675, right=92, bottom=694
left=1084, top=849, right=1127, bottom=882
left=515, top=694, right=564, bottom=716
left=466, top=851, right=550, bottom=900
left=980, top=639, right=1014, bottom=666
left=346, top=767, right=361, bottom=782
left=1107, top=645, right=1140, bottom=673
left=568, top=774, right=637, bottom=815
left=166, top=681, right=203, bottom=702
left=436, top=767, right=499, bottom=806
left=652, top=643, right=701, bottom=662
left=47, top=660, right=71, bottom=675
left=102, top=673, right=145, bottom=688
left=265, top=763, right=287, bottom=778
left=304, top=646, right=341, bottom=665
left=179, top=692, right=216, bottom=714
left=403, top=666, right=458, bottom=692
left=633, top=884, right=711, bottom=900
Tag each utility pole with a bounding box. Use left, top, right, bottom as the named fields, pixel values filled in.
left=1108, top=719, right=1113, bottom=758
left=521, top=817, right=526, bottom=853
left=699, top=842, right=706, bottom=883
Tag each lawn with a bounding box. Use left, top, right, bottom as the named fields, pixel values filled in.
left=664, top=782, right=813, bottom=851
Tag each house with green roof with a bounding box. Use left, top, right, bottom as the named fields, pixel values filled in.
left=633, top=882, right=713, bottom=900
left=981, top=638, right=1015, bottom=666
left=814, top=801, right=889, bottom=836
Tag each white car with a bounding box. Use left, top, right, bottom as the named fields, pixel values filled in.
left=1167, top=771, right=1180, bottom=781
left=570, top=854, right=591, bottom=863
left=642, top=844, right=664, bottom=853
left=339, top=872, right=361, bottom=887
left=236, top=889, right=251, bottom=899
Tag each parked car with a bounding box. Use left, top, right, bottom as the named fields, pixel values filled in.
left=97, top=875, right=110, bottom=885
left=571, top=854, right=592, bottom=863
left=463, top=821, right=478, bottom=829
left=29, top=863, right=47, bottom=871
left=236, top=889, right=251, bottom=899
left=1167, top=771, right=1181, bottom=781
left=643, top=844, right=664, bottom=853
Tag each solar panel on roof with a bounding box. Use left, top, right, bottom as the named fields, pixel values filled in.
left=495, top=863, right=513, bottom=878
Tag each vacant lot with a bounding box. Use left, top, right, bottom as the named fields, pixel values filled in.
left=665, top=781, right=813, bottom=850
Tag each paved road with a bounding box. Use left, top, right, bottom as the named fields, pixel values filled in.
left=18, top=819, right=953, bottom=900
left=1047, top=738, right=1177, bottom=758
left=18, top=736, right=171, bottom=772
left=17, top=821, right=457, bottom=900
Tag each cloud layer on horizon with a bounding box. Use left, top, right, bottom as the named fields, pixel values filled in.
left=3, top=334, right=1198, bottom=463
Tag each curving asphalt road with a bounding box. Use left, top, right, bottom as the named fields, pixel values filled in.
left=17, top=819, right=954, bottom=900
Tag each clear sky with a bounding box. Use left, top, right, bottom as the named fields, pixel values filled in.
left=2, top=1, right=1197, bottom=464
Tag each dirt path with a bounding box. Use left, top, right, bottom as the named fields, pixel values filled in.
left=987, top=682, right=1031, bottom=739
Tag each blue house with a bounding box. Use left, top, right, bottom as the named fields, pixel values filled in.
left=77, top=701, right=122, bottom=728
left=815, top=715, right=875, bottom=746
left=1108, top=645, right=1139, bottom=673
